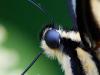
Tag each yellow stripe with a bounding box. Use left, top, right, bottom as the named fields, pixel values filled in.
left=76, top=47, right=99, bottom=75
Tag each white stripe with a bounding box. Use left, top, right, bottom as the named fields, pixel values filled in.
left=41, top=40, right=73, bottom=75
left=90, top=0, right=100, bottom=28
left=60, top=31, right=81, bottom=42
left=76, top=47, right=99, bottom=75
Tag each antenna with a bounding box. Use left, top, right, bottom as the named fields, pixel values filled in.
left=27, top=0, right=54, bottom=22
left=21, top=50, right=44, bottom=75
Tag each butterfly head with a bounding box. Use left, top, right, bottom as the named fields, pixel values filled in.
left=40, top=24, right=81, bottom=58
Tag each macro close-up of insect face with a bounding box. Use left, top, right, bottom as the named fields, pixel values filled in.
left=40, top=24, right=81, bottom=57
left=21, top=0, right=100, bottom=75
left=40, top=25, right=83, bottom=75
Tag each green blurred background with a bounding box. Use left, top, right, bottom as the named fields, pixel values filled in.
left=0, top=0, right=72, bottom=75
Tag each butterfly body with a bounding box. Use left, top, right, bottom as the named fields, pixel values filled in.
left=40, top=23, right=100, bottom=75
left=22, top=0, right=100, bottom=75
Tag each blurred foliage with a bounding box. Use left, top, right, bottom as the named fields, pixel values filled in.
left=0, top=0, right=72, bottom=75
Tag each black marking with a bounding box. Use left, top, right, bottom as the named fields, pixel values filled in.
left=76, top=0, right=100, bottom=73
left=61, top=38, right=85, bottom=75
left=76, top=0, right=100, bottom=49
left=70, top=52, right=85, bottom=75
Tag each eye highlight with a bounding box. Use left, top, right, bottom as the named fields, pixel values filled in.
left=44, top=29, right=61, bottom=49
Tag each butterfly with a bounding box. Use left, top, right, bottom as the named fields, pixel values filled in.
left=21, top=0, right=100, bottom=75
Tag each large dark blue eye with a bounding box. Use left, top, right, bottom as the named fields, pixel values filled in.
left=44, top=30, right=61, bottom=49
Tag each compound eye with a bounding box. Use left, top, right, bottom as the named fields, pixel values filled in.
left=44, top=30, right=60, bottom=49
